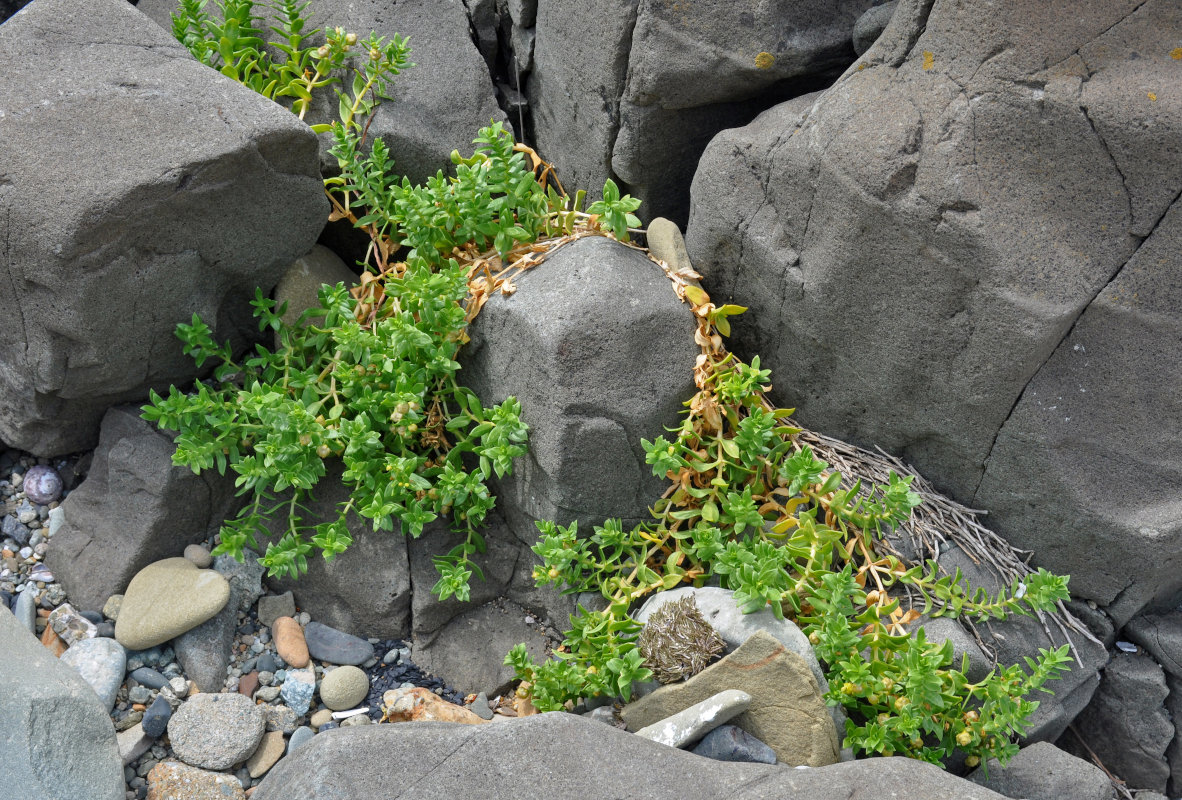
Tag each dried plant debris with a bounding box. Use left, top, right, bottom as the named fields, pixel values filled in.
left=638, top=595, right=726, bottom=684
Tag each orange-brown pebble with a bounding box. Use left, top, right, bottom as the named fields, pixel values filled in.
left=381, top=687, right=488, bottom=725
left=238, top=670, right=259, bottom=699
left=271, top=616, right=310, bottom=668
left=36, top=608, right=50, bottom=617
left=1, top=548, right=13, bottom=558
left=39, top=624, right=67, bottom=657
left=132, top=703, right=147, bottom=712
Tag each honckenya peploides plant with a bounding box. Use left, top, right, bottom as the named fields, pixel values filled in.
left=151, top=0, right=1081, bottom=773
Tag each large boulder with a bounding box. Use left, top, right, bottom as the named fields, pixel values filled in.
left=529, top=0, right=872, bottom=224
left=253, top=713, right=1013, bottom=800
left=0, top=0, right=327, bottom=456
left=0, top=607, right=124, bottom=800
left=685, top=0, right=1182, bottom=625
left=136, top=0, right=505, bottom=183
left=46, top=405, right=242, bottom=613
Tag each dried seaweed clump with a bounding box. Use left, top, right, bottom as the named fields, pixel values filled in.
left=638, top=595, right=726, bottom=684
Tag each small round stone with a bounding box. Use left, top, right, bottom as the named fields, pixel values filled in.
left=167, top=693, right=266, bottom=770
left=319, top=665, right=370, bottom=711
left=309, top=709, right=333, bottom=729
left=22, top=466, right=62, bottom=504
left=182, top=544, right=212, bottom=568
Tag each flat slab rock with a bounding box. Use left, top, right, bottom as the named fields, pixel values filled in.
left=252, top=713, right=1012, bottom=800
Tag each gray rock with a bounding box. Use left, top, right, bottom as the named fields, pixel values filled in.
left=214, top=549, right=267, bottom=612
left=168, top=692, right=266, bottom=771
left=2, top=514, right=29, bottom=546
left=12, top=586, right=35, bottom=633
left=266, top=462, right=410, bottom=640
left=287, top=726, right=315, bottom=754
left=0, top=0, right=325, bottom=456
left=469, top=692, right=494, bottom=721
left=141, top=694, right=173, bottom=739
left=412, top=598, right=549, bottom=697
left=1063, top=652, right=1172, bottom=793
left=46, top=406, right=243, bottom=613
left=1121, top=609, right=1182, bottom=680
left=634, top=689, right=751, bottom=748
left=59, top=636, right=126, bottom=711
left=968, top=741, right=1111, bottom=800
left=252, top=712, right=1013, bottom=800
left=303, top=621, right=375, bottom=666
left=272, top=245, right=357, bottom=331
left=257, top=591, right=297, bottom=629
left=48, top=602, right=98, bottom=645
left=116, top=723, right=154, bottom=767
left=685, top=0, right=1182, bottom=627
left=852, top=1, right=898, bottom=55
left=281, top=668, right=317, bottom=715
left=262, top=703, right=300, bottom=735
left=174, top=583, right=243, bottom=693
left=463, top=235, right=696, bottom=534
left=129, top=667, right=169, bottom=691
left=0, top=607, right=123, bottom=799
left=1166, top=675, right=1182, bottom=796
left=257, top=652, right=279, bottom=675
left=691, top=724, right=778, bottom=765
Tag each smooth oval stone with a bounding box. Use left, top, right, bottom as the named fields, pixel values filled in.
left=281, top=668, right=316, bottom=715
left=94, top=621, right=116, bottom=638
left=287, top=725, right=315, bottom=753
left=272, top=616, right=309, bottom=668
left=115, top=558, right=230, bottom=651
left=22, top=465, right=62, bottom=504
left=691, top=724, right=778, bottom=764
left=59, top=636, right=127, bottom=711
left=303, top=621, right=374, bottom=666
left=319, top=665, right=370, bottom=711
left=183, top=544, right=213, bottom=568
left=141, top=694, right=173, bottom=738
left=130, top=666, right=169, bottom=690
left=256, top=652, right=278, bottom=674
left=247, top=731, right=286, bottom=778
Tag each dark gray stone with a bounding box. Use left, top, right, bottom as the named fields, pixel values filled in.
left=173, top=584, right=242, bottom=693
left=129, top=667, right=169, bottom=691
left=303, top=621, right=374, bottom=666
left=685, top=0, right=1182, bottom=626
left=141, top=694, right=173, bottom=739
left=968, top=741, right=1110, bottom=800
left=411, top=598, right=548, bottom=697
left=1163, top=675, right=1182, bottom=796
left=2, top=514, right=28, bottom=546
left=1064, top=652, right=1172, bottom=793
left=137, top=0, right=504, bottom=184
left=46, top=405, right=243, bottom=613
left=1125, top=609, right=1182, bottom=679
left=266, top=462, right=410, bottom=640
left=253, top=713, right=1012, bottom=800
left=852, top=1, right=898, bottom=55
left=691, top=724, right=777, bottom=765
left=0, top=0, right=326, bottom=456
left=0, top=606, right=123, bottom=800
left=462, top=235, right=696, bottom=534
left=257, top=591, right=296, bottom=628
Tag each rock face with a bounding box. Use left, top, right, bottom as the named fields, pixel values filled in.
left=968, top=741, right=1112, bottom=800
left=0, top=608, right=124, bottom=800
left=1064, top=652, right=1173, bottom=793
left=529, top=0, right=874, bottom=224
left=253, top=713, right=1012, bottom=800
left=0, top=0, right=326, bottom=456
left=46, top=405, right=242, bottom=615
left=621, top=630, right=840, bottom=767
left=685, top=0, right=1182, bottom=626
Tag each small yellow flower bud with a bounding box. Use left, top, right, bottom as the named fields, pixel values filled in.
left=964, top=755, right=980, bottom=768
left=956, top=730, right=972, bottom=747
left=344, top=32, right=358, bottom=46
left=316, top=45, right=331, bottom=59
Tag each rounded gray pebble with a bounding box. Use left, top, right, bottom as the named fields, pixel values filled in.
left=167, top=693, right=265, bottom=770
left=287, top=726, right=315, bottom=753
left=182, top=544, right=212, bottom=568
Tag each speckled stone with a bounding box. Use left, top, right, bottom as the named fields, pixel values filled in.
left=319, top=665, right=370, bottom=711
left=280, top=668, right=316, bottom=715
left=147, top=761, right=245, bottom=799
left=59, top=636, right=126, bottom=711
left=167, top=692, right=265, bottom=770
left=22, top=465, right=62, bottom=504
left=48, top=603, right=97, bottom=646
left=115, top=559, right=231, bottom=651
left=633, top=690, right=752, bottom=748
